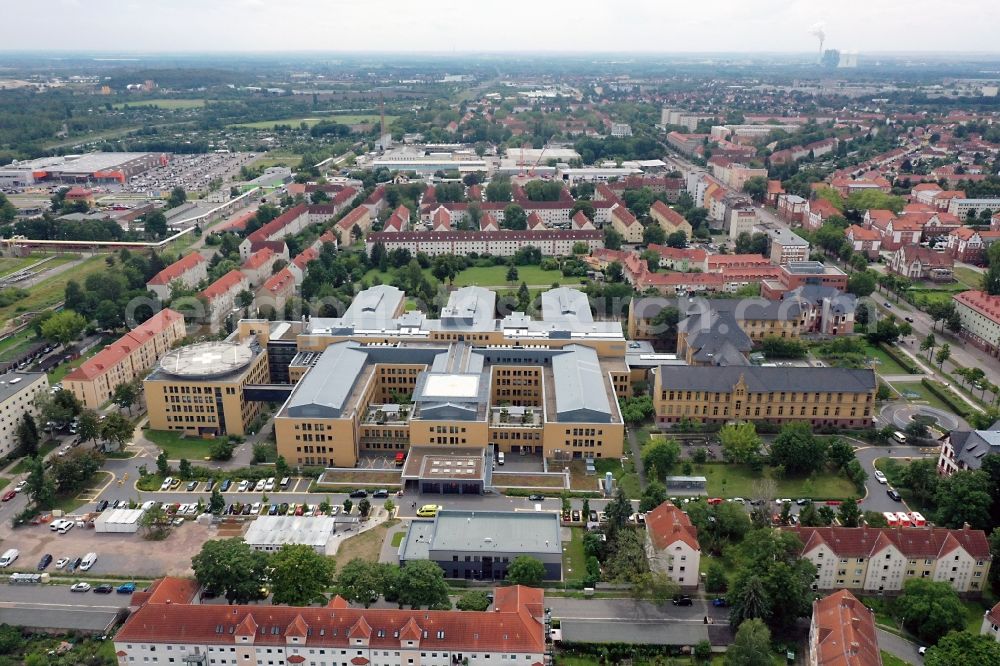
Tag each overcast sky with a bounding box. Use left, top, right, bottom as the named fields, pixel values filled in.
left=6, top=0, right=998, bottom=54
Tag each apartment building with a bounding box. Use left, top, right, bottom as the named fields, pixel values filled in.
left=364, top=229, right=603, bottom=258
left=808, top=590, right=882, bottom=666
left=199, top=269, right=250, bottom=331
left=846, top=225, right=882, bottom=259
left=954, top=290, right=1000, bottom=357
left=610, top=205, right=643, bottom=243
left=649, top=201, right=692, bottom=240
left=0, top=372, right=48, bottom=457
left=653, top=365, right=876, bottom=428
left=144, top=340, right=270, bottom=437
left=114, top=577, right=545, bottom=666
left=644, top=501, right=700, bottom=588
left=765, top=227, right=810, bottom=265
left=887, top=246, right=954, bottom=282
left=947, top=227, right=1000, bottom=264
left=239, top=204, right=309, bottom=260
left=240, top=247, right=282, bottom=288
left=334, top=205, right=373, bottom=245
left=64, top=309, right=186, bottom=410
left=145, top=252, right=208, bottom=302
left=982, top=601, right=1000, bottom=643
left=948, top=197, right=1000, bottom=220
left=937, top=429, right=1000, bottom=476
left=789, top=526, right=992, bottom=594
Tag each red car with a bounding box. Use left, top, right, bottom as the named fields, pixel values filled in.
left=1, top=490, right=16, bottom=502
left=707, top=497, right=724, bottom=505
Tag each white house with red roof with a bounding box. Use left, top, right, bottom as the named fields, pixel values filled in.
left=381, top=205, right=410, bottom=233
left=431, top=207, right=452, bottom=232
left=146, top=252, right=208, bottom=301
left=846, top=225, right=882, bottom=259
left=480, top=212, right=499, bottom=232
left=114, top=577, right=546, bottom=666
left=571, top=210, right=594, bottom=230
left=888, top=245, right=954, bottom=282
left=809, top=590, right=882, bottom=666
left=239, top=204, right=310, bottom=260
left=258, top=267, right=296, bottom=315
left=954, top=290, right=1000, bottom=357
left=288, top=247, right=319, bottom=286
left=803, top=198, right=841, bottom=231
left=526, top=211, right=547, bottom=231
left=649, top=200, right=692, bottom=239
left=982, top=601, right=1000, bottom=643
left=788, top=526, right=992, bottom=593
left=240, top=247, right=281, bottom=288
left=334, top=205, right=373, bottom=246
left=644, top=501, right=700, bottom=588
left=199, top=269, right=250, bottom=330
left=610, top=204, right=642, bottom=243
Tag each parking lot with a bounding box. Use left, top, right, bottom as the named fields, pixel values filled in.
left=121, top=152, right=257, bottom=195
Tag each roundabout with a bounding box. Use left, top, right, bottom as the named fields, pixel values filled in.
left=880, top=401, right=966, bottom=432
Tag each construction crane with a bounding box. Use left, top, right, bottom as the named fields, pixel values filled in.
left=528, top=144, right=548, bottom=177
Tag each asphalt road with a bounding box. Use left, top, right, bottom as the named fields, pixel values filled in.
left=877, top=628, right=925, bottom=664
left=854, top=444, right=928, bottom=514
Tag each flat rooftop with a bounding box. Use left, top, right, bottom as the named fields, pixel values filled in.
left=399, top=510, right=562, bottom=561
left=401, top=447, right=487, bottom=480
left=0, top=371, right=45, bottom=403
left=154, top=342, right=256, bottom=380
left=243, top=515, right=337, bottom=548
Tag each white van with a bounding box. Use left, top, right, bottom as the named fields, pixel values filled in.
left=79, top=552, right=98, bottom=571
left=0, top=549, right=19, bottom=567
left=497, top=452, right=505, bottom=466
left=892, top=431, right=907, bottom=444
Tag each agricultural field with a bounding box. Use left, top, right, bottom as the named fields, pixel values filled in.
left=113, top=98, right=207, bottom=110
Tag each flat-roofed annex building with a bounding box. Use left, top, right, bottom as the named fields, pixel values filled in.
left=144, top=340, right=269, bottom=437
left=399, top=510, right=563, bottom=580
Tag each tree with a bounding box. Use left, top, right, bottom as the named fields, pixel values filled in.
left=936, top=343, right=951, bottom=368
left=167, top=186, right=187, bottom=208
left=269, top=544, right=335, bottom=606
left=728, top=530, right=815, bottom=632
left=724, top=618, right=772, bottom=666
left=925, top=631, right=1000, bottom=666
left=112, top=381, right=138, bottom=414
left=337, top=559, right=384, bottom=607
left=502, top=204, right=527, bottom=230
left=984, top=241, right=1000, bottom=296
left=638, top=480, right=667, bottom=512
left=207, top=487, right=225, bottom=515
left=192, top=538, right=269, bottom=604
left=358, top=498, right=371, bottom=518
left=604, top=488, right=633, bottom=532
left=156, top=451, right=169, bottom=477
left=506, top=265, right=519, bottom=284
left=209, top=437, right=235, bottom=461
left=143, top=210, right=168, bottom=238
left=98, top=412, right=132, bottom=450
left=16, top=413, right=39, bottom=457
left=934, top=469, right=992, bottom=530
left=642, top=438, right=681, bottom=480
left=642, top=223, right=666, bottom=246
left=838, top=499, right=862, bottom=527
left=742, top=176, right=768, bottom=204
left=505, top=555, right=547, bottom=587
left=178, top=458, right=193, bottom=480
left=138, top=504, right=171, bottom=540
left=456, top=590, right=491, bottom=611
left=603, top=227, right=623, bottom=250
left=827, top=438, right=856, bottom=470
left=895, top=579, right=966, bottom=643
left=40, top=310, right=86, bottom=345
left=77, top=409, right=99, bottom=444
left=49, top=449, right=103, bottom=494
left=25, top=456, right=55, bottom=509
left=705, top=560, right=729, bottom=593
left=343, top=498, right=353, bottom=514
left=921, top=333, right=937, bottom=361
left=275, top=455, right=290, bottom=479
left=631, top=571, right=680, bottom=606
left=769, top=422, right=827, bottom=475
left=847, top=270, right=877, bottom=297
left=719, top=422, right=762, bottom=464
left=237, top=289, right=254, bottom=309
left=397, top=560, right=451, bottom=609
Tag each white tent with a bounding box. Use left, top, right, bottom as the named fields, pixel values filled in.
left=94, top=508, right=145, bottom=533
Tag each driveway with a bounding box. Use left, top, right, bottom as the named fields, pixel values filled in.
left=853, top=444, right=931, bottom=514
left=877, top=628, right=924, bottom=664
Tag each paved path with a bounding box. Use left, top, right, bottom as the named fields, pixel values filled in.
left=876, top=628, right=923, bottom=665
left=852, top=444, right=931, bottom=513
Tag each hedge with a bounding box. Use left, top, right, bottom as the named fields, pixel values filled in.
left=920, top=378, right=975, bottom=419
left=879, top=342, right=920, bottom=374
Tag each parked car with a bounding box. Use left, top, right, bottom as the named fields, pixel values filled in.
left=186, top=481, right=198, bottom=492
left=528, top=494, right=544, bottom=501
left=279, top=502, right=289, bottom=515
left=712, top=597, right=728, bottom=607
left=417, top=504, right=442, bottom=517
left=874, top=470, right=887, bottom=484
left=254, top=480, right=266, bottom=492
left=1, top=490, right=15, bottom=502
left=37, top=554, right=53, bottom=570
left=96, top=499, right=109, bottom=512
left=294, top=504, right=304, bottom=516
left=707, top=497, right=723, bottom=505
left=268, top=504, right=278, bottom=515
left=205, top=479, right=216, bottom=491
left=349, top=489, right=368, bottom=499
left=796, top=498, right=811, bottom=506
left=55, top=557, right=70, bottom=569
left=14, top=480, right=26, bottom=493
left=373, top=489, right=389, bottom=498
left=116, top=582, right=137, bottom=594
left=251, top=502, right=262, bottom=515
left=220, top=479, right=232, bottom=492
left=169, top=478, right=182, bottom=490
left=237, top=480, right=249, bottom=492
left=93, top=584, right=114, bottom=594
left=71, top=582, right=91, bottom=592
left=887, top=487, right=902, bottom=501
left=241, top=504, right=252, bottom=516
left=280, top=477, right=291, bottom=489
left=264, top=477, right=275, bottom=492
left=672, top=596, right=693, bottom=606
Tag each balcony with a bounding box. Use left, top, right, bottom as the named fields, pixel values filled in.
left=363, top=403, right=412, bottom=425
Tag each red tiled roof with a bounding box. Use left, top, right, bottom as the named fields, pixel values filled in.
left=571, top=211, right=594, bottom=229
left=368, top=229, right=601, bottom=243
left=292, top=247, right=319, bottom=271
left=788, top=526, right=991, bottom=560
left=527, top=212, right=546, bottom=229
left=147, top=252, right=207, bottom=286
left=645, top=501, right=699, bottom=551
left=215, top=209, right=257, bottom=233
left=338, top=205, right=369, bottom=230
left=706, top=254, right=772, bottom=268
left=241, top=247, right=275, bottom=271
left=647, top=244, right=707, bottom=263
left=200, top=269, right=247, bottom=301
left=145, top=577, right=200, bottom=605
left=480, top=212, right=499, bottom=231
left=987, top=601, right=1000, bottom=627
left=811, top=590, right=881, bottom=666
left=247, top=204, right=308, bottom=244
left=847, top=225, right=880, bottom=241
left=262, top=268, right=295, bottom=295
left=64, top=309, right=184, bottom=381
left=115, top=579, right=545, bottom=654
left=650, top=201, right=688, bottom=228
left=611, top=204, right=638, bottom=227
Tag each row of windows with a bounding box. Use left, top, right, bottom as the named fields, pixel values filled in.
left=661, top=390, right=868, bottom=403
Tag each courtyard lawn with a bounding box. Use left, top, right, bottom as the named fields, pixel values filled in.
left=362, top=264, right=581, bottom=290
left=909, top=289, right=960, bottom=308
left=0, top=328, right=43, bottom=362
left=880, top=652, right=912, bottom=666
left=891, top=381, right=955, bottom=414
left=863, top=342, right=912, bottom=375
left=113, top=99, right=207, bottom=110
left=692, top=462, right=858, bottom=500
left=143, top=429, right=214, bottom=461
left=562, top=527, right=588, bottom=583
left=390, top=531, right=406, bottom=548
left=332, top=518, right=398, bottom=572
left=954, top=265, right=985, bottom=290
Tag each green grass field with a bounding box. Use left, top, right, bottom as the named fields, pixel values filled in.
left=693, top=462, right=858, bottom=499
left=891, top=381, right=955, bottom=414
left=0, top=252, right=55, bottom=277
left=0, top=328, right=43, bottom=362
left=562, top=527, right=588, bottom=583
left=954, top=265, right=985, bottom=290
left=595, top=457, right=641, bottom=499
left=909, top=290, right=958, bottom=308
left=863, top=342, right=912, bottom=375
left=363, top=264, right=580, bottom=289
left=233, top=114, right=393, bottom=130
left=113, top=99, right=207, bottom=110
left=880, top=651, right=912, bottom=666
left=250, top=151, right=304, bottom=169
left=143, top=429, right=213, bottom=461
left=0, top=256, right=107, bottom=323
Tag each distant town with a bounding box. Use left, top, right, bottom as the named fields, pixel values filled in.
left=0, top=48, right=999, bottom=666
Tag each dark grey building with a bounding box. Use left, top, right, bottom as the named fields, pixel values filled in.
left=398, top=510, right=563, bottom=581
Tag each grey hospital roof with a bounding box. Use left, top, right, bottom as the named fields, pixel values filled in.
left=285, top=342, right=368, bottom=418
left=401, top=510, right=562, bottom=560
left=552, top=345, right=612, bottom=421
left=0, top=372, right=45, bottom=403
